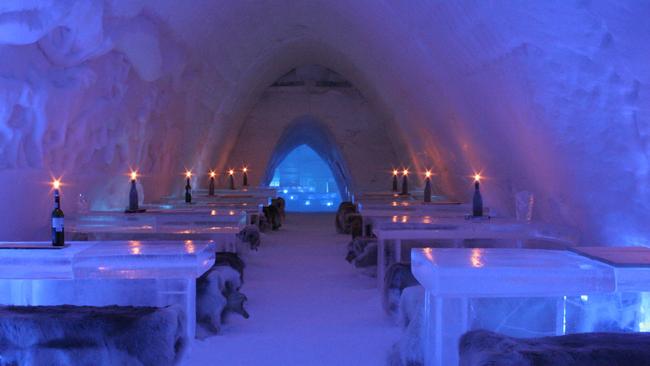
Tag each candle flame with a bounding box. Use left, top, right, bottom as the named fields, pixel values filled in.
left=425, top=170, right=432, bottom=178
left=130, top=170, right=138, bottom=181
left=402, top=169, right=409, bottom=176
left=471, top=248, right=484, bottom=268
left=52, top=179, right=61, bottom=190
left=242, top=167, right=248, bottom=173
left=392, top=169, right=399, bottom=176
left=185, top=170, right=192, bottom=178
left=228, top=169, right=234, bottom=176
left=473, top=173, right=482, bottom=183
left=209, top=171, right=216, bottom=178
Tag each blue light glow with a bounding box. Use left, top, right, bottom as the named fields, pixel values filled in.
left=269, top=144, right=341, bottom=212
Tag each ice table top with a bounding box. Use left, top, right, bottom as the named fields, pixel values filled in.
left=358, top=201, right=467, bottom=213
left=0, top=241, right=215, bottom=280
left=70, top=223, right=241, bottom=234
left=412, top=248, right=615, bottom=297
left=375, top=216, right=578, bottom=244
left=571, top=246, right=650, bottom=292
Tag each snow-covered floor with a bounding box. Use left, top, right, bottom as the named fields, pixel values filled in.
left=186, top=213, right=400, bottom=366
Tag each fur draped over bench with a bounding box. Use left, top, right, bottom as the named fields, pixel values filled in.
left=459, top=329, right=650, bottom=366
left=0, top=305, right=185, bottom=366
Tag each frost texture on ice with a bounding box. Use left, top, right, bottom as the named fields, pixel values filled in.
left=0, top=1, right=647, bottom=245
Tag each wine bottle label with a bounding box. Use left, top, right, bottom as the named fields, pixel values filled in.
left=52, top=218, right=64, bottom=232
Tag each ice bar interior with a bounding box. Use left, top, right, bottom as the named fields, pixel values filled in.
left=0, top=1, right=648, bottom=365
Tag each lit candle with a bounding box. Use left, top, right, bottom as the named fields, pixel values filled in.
left=228, top=169, right=235, bottom=190
left=208, top=170, right=216, bottom=196
left=242, top=166, right=249, bottom=187
left=128, top=170, right=139, bottom=212
left=423, top=170, right=432, bottom=203
left=401, top=168, right=409, bottom=196
left=472, top=172, right=484, bottom=217
left=51, top=178, right=65, bottom=247
left=185, top=170, right=192, bottom=203
left=392, top=169, right=399, bottom=192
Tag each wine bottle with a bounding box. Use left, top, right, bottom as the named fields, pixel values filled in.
left=392, top=174, right=398, bottom=192
left=185, top=178, right=192, bottom=203
left=51, top=189, right=65, bottom=247
left=129, top=179, right=139, bottom=211
left=208, top=176, right=215, bottom=196
left=229, top=173, right=235, bottom=190
left=401, top=173, right=409, bottom=195
left=243, top=171, right=248, bottom=187
left=472, top=181, right=483, bottom=217
left=424, top=177, right=432, bottom=203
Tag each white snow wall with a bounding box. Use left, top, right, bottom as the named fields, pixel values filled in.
left=0, top=1, right=647, bottom=245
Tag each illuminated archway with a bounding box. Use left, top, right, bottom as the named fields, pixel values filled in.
left=269, top=145, right=342, bottom=211
left=262, top=116, right=353, bottom=211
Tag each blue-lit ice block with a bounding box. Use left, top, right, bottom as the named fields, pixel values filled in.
left=0, top=241, right=215, bottom=343
left=69, top=212, right=244, bottom=252
left=269, top=144, right=342, bottom=212
left=411, top=248, right=616, bottom=366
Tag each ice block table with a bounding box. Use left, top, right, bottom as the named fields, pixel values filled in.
left=569, top=246, right=650, bottom=332
left=75, top=208, right=247, bottom=229
left=375, top=217, right=577, bottom=289
left=357, top=203, right=477, bottom=237
left=0, top=240, right=215, bottom=341
left=153, top=200, right=265, bottom=223
left=70, top=221, right=242, bottom=252
left=193, top=187, right=277, bottom=199
left=411, top=248, right=615, bottom=366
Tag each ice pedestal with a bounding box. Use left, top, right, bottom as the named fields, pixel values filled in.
left=411, top=248, right=615, bottom=366
left=0, top=241, right=215, bottom=342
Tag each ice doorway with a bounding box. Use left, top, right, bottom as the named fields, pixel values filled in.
left=261, top=117, right=353, bottom=212
left=269, top=145, right=342, bottom=212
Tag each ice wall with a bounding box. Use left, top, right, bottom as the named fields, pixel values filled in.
left=0, top=0, right=647, bottom=245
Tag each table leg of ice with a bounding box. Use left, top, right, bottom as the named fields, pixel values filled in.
left=422, top=292, right=469, bottom=366
left=0, top=278, right=197, bottom=341
left=378, top=238, right=386, bottom=289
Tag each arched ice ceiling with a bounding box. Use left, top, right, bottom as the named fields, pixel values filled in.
left=0, top=0, right=648, bottom=245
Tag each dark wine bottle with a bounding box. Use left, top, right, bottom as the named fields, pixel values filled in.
left=392, top=174, right=398, bottom=192
left=243, top=171, right=248, bottom=187
left=424, top=177, right=432, bottom=203
left=51, top=189, right=64, bottom=247
left=229, top=174, right=235, bottom=190
left=208, top=176, right=215, bottom=196
left=472, top=181, right=483, bottom=217
left=129, top=179, right=139, bottom=211
left=401, top=173, right=409, bottom=195
left=185, top=178, right=192, bottom=203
